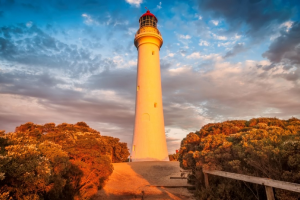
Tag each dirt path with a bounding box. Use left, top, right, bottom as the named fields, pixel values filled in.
left=95, top=161, right=195, bottom=200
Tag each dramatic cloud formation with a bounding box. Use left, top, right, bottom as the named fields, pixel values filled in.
left=263, top=22, right=300, bottom=65
left=0, top=0, right=300, bottom=154
left=197, top=0, right=295, bottom=39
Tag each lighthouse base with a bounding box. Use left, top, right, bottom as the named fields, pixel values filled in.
left=131, top=156, right=169, bottom=162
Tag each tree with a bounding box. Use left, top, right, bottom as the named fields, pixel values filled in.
left=0, top=121, right=130, bottom=200
left=101, top=136, right=130, bottom=163
left=0, top=133, right=50, bottom=199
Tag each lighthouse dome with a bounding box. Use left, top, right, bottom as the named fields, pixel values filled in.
left=140, top=10, right=158, bottom=22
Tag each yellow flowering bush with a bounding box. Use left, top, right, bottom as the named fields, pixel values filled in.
left=0, top=122, right=129, bottom=200
left=179, top=118, right=300, bottom=200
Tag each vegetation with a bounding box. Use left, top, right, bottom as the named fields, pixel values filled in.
left=169, top=152, right=179, bottom=161
left=179, top=117, right=300, bottom=200
left=0, top=122, right=130, bottom=200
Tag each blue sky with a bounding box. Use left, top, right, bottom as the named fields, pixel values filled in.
left=1, top=0, right=300, bottom=153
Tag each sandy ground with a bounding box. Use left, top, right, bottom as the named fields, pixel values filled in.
left=95, top=161, right=195, bottom=200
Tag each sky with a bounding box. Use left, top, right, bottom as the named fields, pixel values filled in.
left=1, top=0, right=300, bottom=154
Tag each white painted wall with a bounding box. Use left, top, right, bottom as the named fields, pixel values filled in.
left=131, top=29, right=169, bottom=161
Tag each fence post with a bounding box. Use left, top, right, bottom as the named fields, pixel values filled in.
left=204, top=172, right=210, bottom=189
left=265, top=186, right=275, bottom=200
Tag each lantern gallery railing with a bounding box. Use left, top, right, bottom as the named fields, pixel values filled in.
left=135, top=27, right=161, bottom=36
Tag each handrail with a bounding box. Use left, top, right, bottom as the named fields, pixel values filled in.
left=202, top=169, right=300, bottom=200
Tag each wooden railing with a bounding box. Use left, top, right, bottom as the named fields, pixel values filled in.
left=203, top=169, right=300, bottom=200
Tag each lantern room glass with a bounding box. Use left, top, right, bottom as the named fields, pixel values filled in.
left=139, top=16, right=157, bottom=28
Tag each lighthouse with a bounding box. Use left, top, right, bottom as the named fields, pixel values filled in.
left=131, top=10, right=169, bottom=162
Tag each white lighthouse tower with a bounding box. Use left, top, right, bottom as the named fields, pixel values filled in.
left=131, top=10, right=169, bottom=162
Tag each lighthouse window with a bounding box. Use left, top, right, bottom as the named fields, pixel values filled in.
left=154, top=102, right=157, bottom=108
left=152, top=51, right=155, bottom=55
left=137, top=86, right=140, bottom=91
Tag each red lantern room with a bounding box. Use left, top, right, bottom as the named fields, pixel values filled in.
left=139, top=10, right=158, bottom=28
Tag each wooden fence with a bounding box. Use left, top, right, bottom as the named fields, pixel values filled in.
left=203, top=169, right=300, bottom=200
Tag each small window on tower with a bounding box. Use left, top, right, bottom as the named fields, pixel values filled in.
left=133, top=145, right=135, bottom=151
left=152, top=51, right=155, bottom=55
left=154, top=102, right=157, bottom=108
left=137, top=86, right=140, bottom=91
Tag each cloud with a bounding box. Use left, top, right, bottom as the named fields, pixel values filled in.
left=128, top=60, right=137, bottom=67
left=280, top=21, right=293, bottom=32
left=166, top=137, right=181, bottom=153
left=86, top=68, right=136, bottom=96
left=211, top=33, right=227, bottom=40
left=127, top=27, right=136, bottom=35
left=197, top=0, right=298, bottom=41
left=157, top=2, right=162, bottom=9
left=0, top=23, right=136, bottom=144
left=125, top=0, right=142, bottom=7
left=0, top=71, right=74, bottom=102
left=0, top=23, right=140, bottom=147
left=187, top=52, right=201, bottom=59
left=199, top=40, right=209, bottom=46
left=195, top=14, right=202, bottom=20
left=217, top=41, right=232, bottom=47
left=223, top=43, right=247, bottom=58
left=168, top=53, right=174, bottom=57
left=262, top=21, right=300, bottom=82
left=234, top=34, right=241, bottom=40
left=178, top=49, right=187, bottom=57
left=95, top=13, right=130, bottom=28
left=166, top=137, right=180, bottom=142
left=26, top=21, right=33, bottom=27
left=201, top=53, right=222, bottom=61
left=161, top=59, right=300, bottom=126
left=211, top=20, right=219, bottom=26
left=82, top=13, right=98, bottom=25
left=0, top=24, right=109, bottom=76
left=179, top=34, right=191, bottom=39
left=263, top=22, right=300, bottom=64
left=0, top=69, right=135, bottom=141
